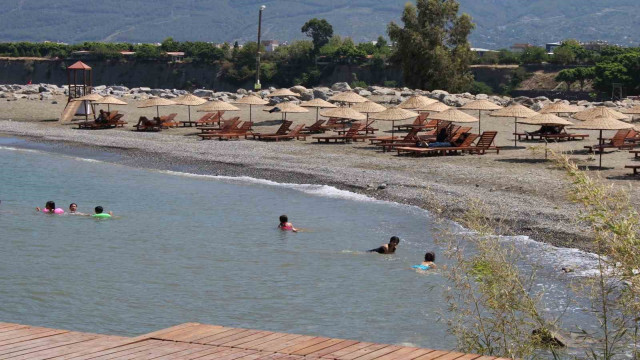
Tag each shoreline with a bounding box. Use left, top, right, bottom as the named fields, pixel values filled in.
left=0, top=120, right=597, bottom=252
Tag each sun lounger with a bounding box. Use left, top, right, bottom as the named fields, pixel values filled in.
left=250, top=120, right=293, bottom=140
left=259, top=124, right=307, bottom=141
left=159, top=113, right=178, bottom=128
left=370, top=127, right=422, bottom=145
left=313, top=123, right=366, bottom=143
left=302, top=120, right=326, bottom=134
left=133, top=116, right=162, bottom=131
left=396, top=133, right=480, bottom=156
left=181, top=112, right=214, bottom=127
left=395, top=113, right=429, bottom=130
left=626, top=165, right=640, bottom=175
left=319, top=118, right=347, bottom=131
left=199, top=117, right=241, bottom=133
left=585, top=129, right=638, bottom=153
left=198, top=121, right=252, bottom=140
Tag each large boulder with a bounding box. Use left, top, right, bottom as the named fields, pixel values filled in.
left=331, top=82, right=351, bottom=92
left=193, top=89, right=214, bottom=97
left=290, top=85, right=308, bottom=94
left=313, top=87, right=331, bottom=100
left=371, top=87, right=396, bottom=96
left=300, top=92, right=314, bottom=101
left=111, top=85, right=129, bottom=92
left=603, top=101, right=616, bottom=108
left=237, top=88, right=248, bottom=95
left=358, top=90, right=372, bottom=97
left=475, top=93, right=489, bottom=100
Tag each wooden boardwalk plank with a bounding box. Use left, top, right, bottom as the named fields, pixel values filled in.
left=352, top=346, right=405, bottom=360
left=413, top=350, right=451, bottom=360
left=59, top=339, right=162, bottom=360
left=0, top=332, right=96, bottom=357
left=279, top=337, right=333, bottom=355
left=15, top=335, right=125, bottom=360
left=153, top=324, right=220, bottom=342
left=221, top=331, right=275, bottom=347
left=252, top=334, right=311, bottom=352
left=162, top=324, right=227, bottom=343
left=430, top=352, right=467, bottom=360
left=336, top=344, right=391, bottom=360
left=149, top=343, right=223, bottom=360
left=234, top=333, right=293, bottom=351
left=211, top=330, right=265, bottom=346
left=379, top=348, right=436, bottom=360
left=178, top=325, right=230, bottom=343
left=137, top=323, right=202, bottom=341
left=0, top=325, right=29, bottom=334
left=104, top=341, right=190, bottom=360
left=320, top=342, right=375, bottom=359
left=0, top=334, right=107, bottom=360
left=303, top=340, right=360, bottom=358
left=0, top=327, right=62, bottom=342
left=194, top=346, right=252, bottom=360
left=0, top=329, right=69, bottom=347
left=190, top=328, right=243, bottom=344
left=291, top=338, right=345, bottom=356
left=454, top=354, right=482, bottom=360
left=198, top=329, right=255, bottom=346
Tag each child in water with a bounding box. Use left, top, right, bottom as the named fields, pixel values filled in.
left=36, top=201, right=64, bottom=214
left=278, top=215, right=297, bottom=232
left=368, top=236, right=400, bottom=254
left=68, top=203, right=87, bottom=215
left=412, top=252, right=436, bottom=271
left=92, top=206, right=113, bottom=218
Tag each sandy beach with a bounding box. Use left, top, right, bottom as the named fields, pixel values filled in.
left=2, top=95, right=639, bottom=253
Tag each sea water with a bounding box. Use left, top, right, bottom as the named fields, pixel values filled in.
left=0, top=137, right=601, bottom=350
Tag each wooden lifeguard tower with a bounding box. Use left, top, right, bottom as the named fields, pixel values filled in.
left=59, top=61, right=94, bottom=123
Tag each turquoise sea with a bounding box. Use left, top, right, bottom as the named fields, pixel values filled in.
left=0, top=137, right=600, bottom=350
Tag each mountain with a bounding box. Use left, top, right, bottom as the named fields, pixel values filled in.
left=0, top=0, right=638, bottom=49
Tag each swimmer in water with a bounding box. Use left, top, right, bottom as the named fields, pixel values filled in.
left=368, top=236, right=400, bottom=254
left=36, top=201, right=64, bottom=214
left=68, top=203, right=87, bottom=215
left=278, top=215, right=297, bottom=232
left=412, top=252, right=436, bottom=270
left=92, top=206, right=113, bottom=218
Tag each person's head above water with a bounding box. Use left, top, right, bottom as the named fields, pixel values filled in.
left=69, top=203, right=78, bottom=212
left=389, top=236, right=400, bottom=245
left=279, top=215, right=288, bottom=224
left=424, top=252, right=435, bottom=262
left=45, top=201, right=55, bottom=210
left=94, top=206, right=103, bottom=214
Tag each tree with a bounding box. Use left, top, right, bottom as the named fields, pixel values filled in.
left=301, top=18, right=334, bottom=51
left=551, top=46, right=575, bottom=65
left=375, top=36, right=388, bottom=49
left=519, top=47, right=547, bottom=64
left=387, top=0, right=475, bottom=92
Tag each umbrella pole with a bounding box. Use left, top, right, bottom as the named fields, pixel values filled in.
left=514, top=117, right=518, bottom=147
left=188, top=105, right=192, bottom=124
left=599, top=129, right=603, bottom=169
left=156, top=106, right=160, bottom=118
left=392, top=120, right=395, bottom=139
left=478, top=110, right=482, bottom=134
left=316, top=108, right=319, bottom=121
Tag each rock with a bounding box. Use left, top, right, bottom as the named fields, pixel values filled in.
left=331, top=82, right=351, bottom=92
left=603, top=101, right=616, bottom=108
left=561, top=267, right=574, bottom=273
left=577, top=100, right=591, bottom=107
left=111, top=85, right=129, bottom=92
left=17, top=85, right=40, bottom=95
left=377, top=183, right=387, bottom=190
left=430, top=90, right=450, bottom=101
left=313, top=87, right=331, bottom=100
left=534, top=96, right=550, bottom=102
left=358, top=90, right=372, bottom=97
left=475, top=93, right=489, bottom=100
left=371, top=87, right=396, bottom=96
left=442, top=94, right=469, bottom=107
left=237, top=88, right=248, bottom=95
left=400, top=90, right=414, bottom=97
left=290, top=85, right=308, bottom=94
left=532, top=329, right=566, bottom=348
left=27, top=94, right=39, bottom=100
left=300, top=92, right=314, bottom=101
left=160, top=93, right=177, bottom=99
left=93, top=85, right=106, bottom=91
left=193, top=89, right=214, bottom=97
left=139, top=87, right=152, bottom=93
left=531, top=102, right=545, bottom=112
left=39, top=92, right=53, bottom=100
left=51, top=100, right=58, bottom=104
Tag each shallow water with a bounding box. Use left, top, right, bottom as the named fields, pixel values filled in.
left=0, top=137, right=601, bottom=351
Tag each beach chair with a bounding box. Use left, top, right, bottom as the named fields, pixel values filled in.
left=199, top=117, right=241, bottom=133
left=465, top=131, right=500, bottom=154
left=625, top=165, right=640, bottom=175
left=395, top=113, right=429, bottom=130
left=181, top=112, right=214, bottom=127
left=302, top=120, right=326, bottom=134
left=159, top=113, right=178, bottom=128
left=585, top=129, right=637, bottom=153
left=397, top=133, right=480, bottom=156
left=259, top=124, right=307, bottom=141
left=133, top=116, right=162, bottom=131
left=107, top=113, right=126, bottom=128
left=313, top=123, right=365, bottom=143
left=198, top=118, right=241, bottom=138
left=250, top=121, right=293, bottom=140
left=198, top=121, right=253, bottom=140
left=319, top=118, right=347, bottom=131
left=374, top=128, right=423, bottom=152
left=195, top=111, right=225, bottom=127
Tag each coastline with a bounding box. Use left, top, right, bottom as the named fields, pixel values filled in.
left=0, top=120, right=596, bottom=252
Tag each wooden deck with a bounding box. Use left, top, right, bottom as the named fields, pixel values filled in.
left=0, top=322, right=507, bottom=360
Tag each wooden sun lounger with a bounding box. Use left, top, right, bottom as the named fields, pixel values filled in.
left=197, top=111, right=225, bottom=127
left=133, top=116, right=162, bottom=131
left=319, top=118, right=347, bottom=131
left=585, top=129, right=638, bottom=153
left=370, top=127, right=422, bottom=145
left=199, top=117, right=240, bottom=133
left=396, top=133, right=480, bottom=156
left=259, top=124, right=307, bottom=141
left=313, top=123, right=366, bottom=143
left=198, top=121, right=252, bottom=140
left=159, top=113, right=178, bottom=128
left=302, top=120, right=326, bottom=134
left=626, top=165, right=640, bottom=175
left=250, top=120, right=293, bottom=140
left=395, top=113, right=429, bottom=130
left=630, top=150, right=640, bottom=159
left=181, top=112, right=214, bottom=127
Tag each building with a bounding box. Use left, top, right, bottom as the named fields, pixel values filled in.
left=545, top=42, right=562, bottom=54
left=261, top=40, right=279, bottom=52
left=510, top=43, right=534, bottom=53
left=166, top=52, right=185, bottom=62
left=471, top=48, right=498, bottom=58
left=582, top=40, right=609, bottom=51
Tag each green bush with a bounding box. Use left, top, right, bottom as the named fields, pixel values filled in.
left=470, top=81, right=493, bottom=95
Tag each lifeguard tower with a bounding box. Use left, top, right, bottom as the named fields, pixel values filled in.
left=59, top=61, right=95, bottom=123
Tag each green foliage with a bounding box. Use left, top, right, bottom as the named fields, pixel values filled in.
left=593, top=50, right=640, bottom=95
left=470, top=81, right=493, bottom=95
left=519, top=47, right=547, bottom=64
left=388, top=0, right=475, bottom=92
left=383, top=80, right=397, bottom=88
left=497, top=49, right=520, bottom=65
left=301, top=18, right=334, bottom=51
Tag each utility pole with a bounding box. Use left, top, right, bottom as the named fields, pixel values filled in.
left=255, top=5, right=266, bottom=91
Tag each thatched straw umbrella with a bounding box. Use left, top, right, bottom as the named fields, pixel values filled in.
left=328, top=91, right=368, bottom=106
left=398, top=95, right=436, bottom=110
left=573, top=106, right=628, bottom=121
left=518, top=113, right=574, bottom=159
left=137, top=97, right=176, bottom=118
left=319, top=106, right=366, bottom=122
left=570, top=115, right=634, bottom=169
left=419, top=101, right=450, bottom=113
left=264, top=101, right=309, bottom=122
left=300, top=98, right=337, bottom=121
left=460, top=100, right=503, bottom=134
left=234, top=95, right=268, bottom=123
left=429, top=109, right=478, bottom=134
left=266, top=89, right=300, bottom=98
left=73, top=93, right=103, bottom=102
left=620, top=105, right=640, bottom=121
left=173, top=94, right=206, bottom=125
left=73, top=93, right=104, bottom=121
left=94, top=95, right=127, bottom=112
left=539, top=102, right=579, bottom=115
left=369, top=107, right=418, bottom=138
left=352, top=101, right=386, bottom=130
left=490, top=104, right=538, bottom=147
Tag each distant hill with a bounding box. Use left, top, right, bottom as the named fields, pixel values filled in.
left=1, top=0, right=638, bottom=49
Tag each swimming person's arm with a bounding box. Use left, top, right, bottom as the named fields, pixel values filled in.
left=367, top=246, right=385, bottom=254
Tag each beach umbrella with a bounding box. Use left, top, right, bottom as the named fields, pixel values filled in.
left=319, top=106, right=366, bottom=121
left=369, top=107, right=418, bottom=138
left=198, top=100, right=240, bottom=125
left=398, top=95, right=436, bottom=110
left=518, top=113, right=574, bottom=159
left=173, top=94, right=206, bottom=124
left=539, top=102, right=579, bottom=115
left=234, top=95, right=269, bottom=123
left=93, top=95, right=127, bottom=112
left=300, top=98, right=337, bottom=121
left=263, top=101, right=308, bottom=122
left=569, top=115, right=634, bottom=169
left=419, top=101, right=451, bottom=113
left=429, top=108, right=478, bottom=133
left=490, top=104, right=538, bottom=147
left=352, top=101, right=386, bottom=128
left=137, top=97, right=176, bottom=118
left=72, top=93, right=104, bottom=121
left=328, top=91, right=368, bottom=106
left=620, top=105, right=640, bottom=121
left=266, top=88, right=300, bottom=98
left=573, top=106, right=628, bottom=121
left=460, top=100, right=503, bottom=134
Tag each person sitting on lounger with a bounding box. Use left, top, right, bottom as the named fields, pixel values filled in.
left=368, top=236, right=400, bottom=254
left=412, top=252, right=437, bottom=270
left=429, top=127, right=452, bottom=148
left=36, top=201, right=64, bottom=214
left=92, top=206, right=113, bottom=219
left=95, top=110, right=108, bottom=124
left=278, top=215, right=297, bottom=232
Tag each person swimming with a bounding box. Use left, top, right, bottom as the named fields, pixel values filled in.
left=368, top=236, right=400, bottom=254
left=36, top=201, right=64, bottom=214
left=412, top=252, right=437, bottom=270
left=278, top=215, right=297, bottom=232
left=92, top=206, right=113, bottom=219
left=68, top=203, right=87, bottom=215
